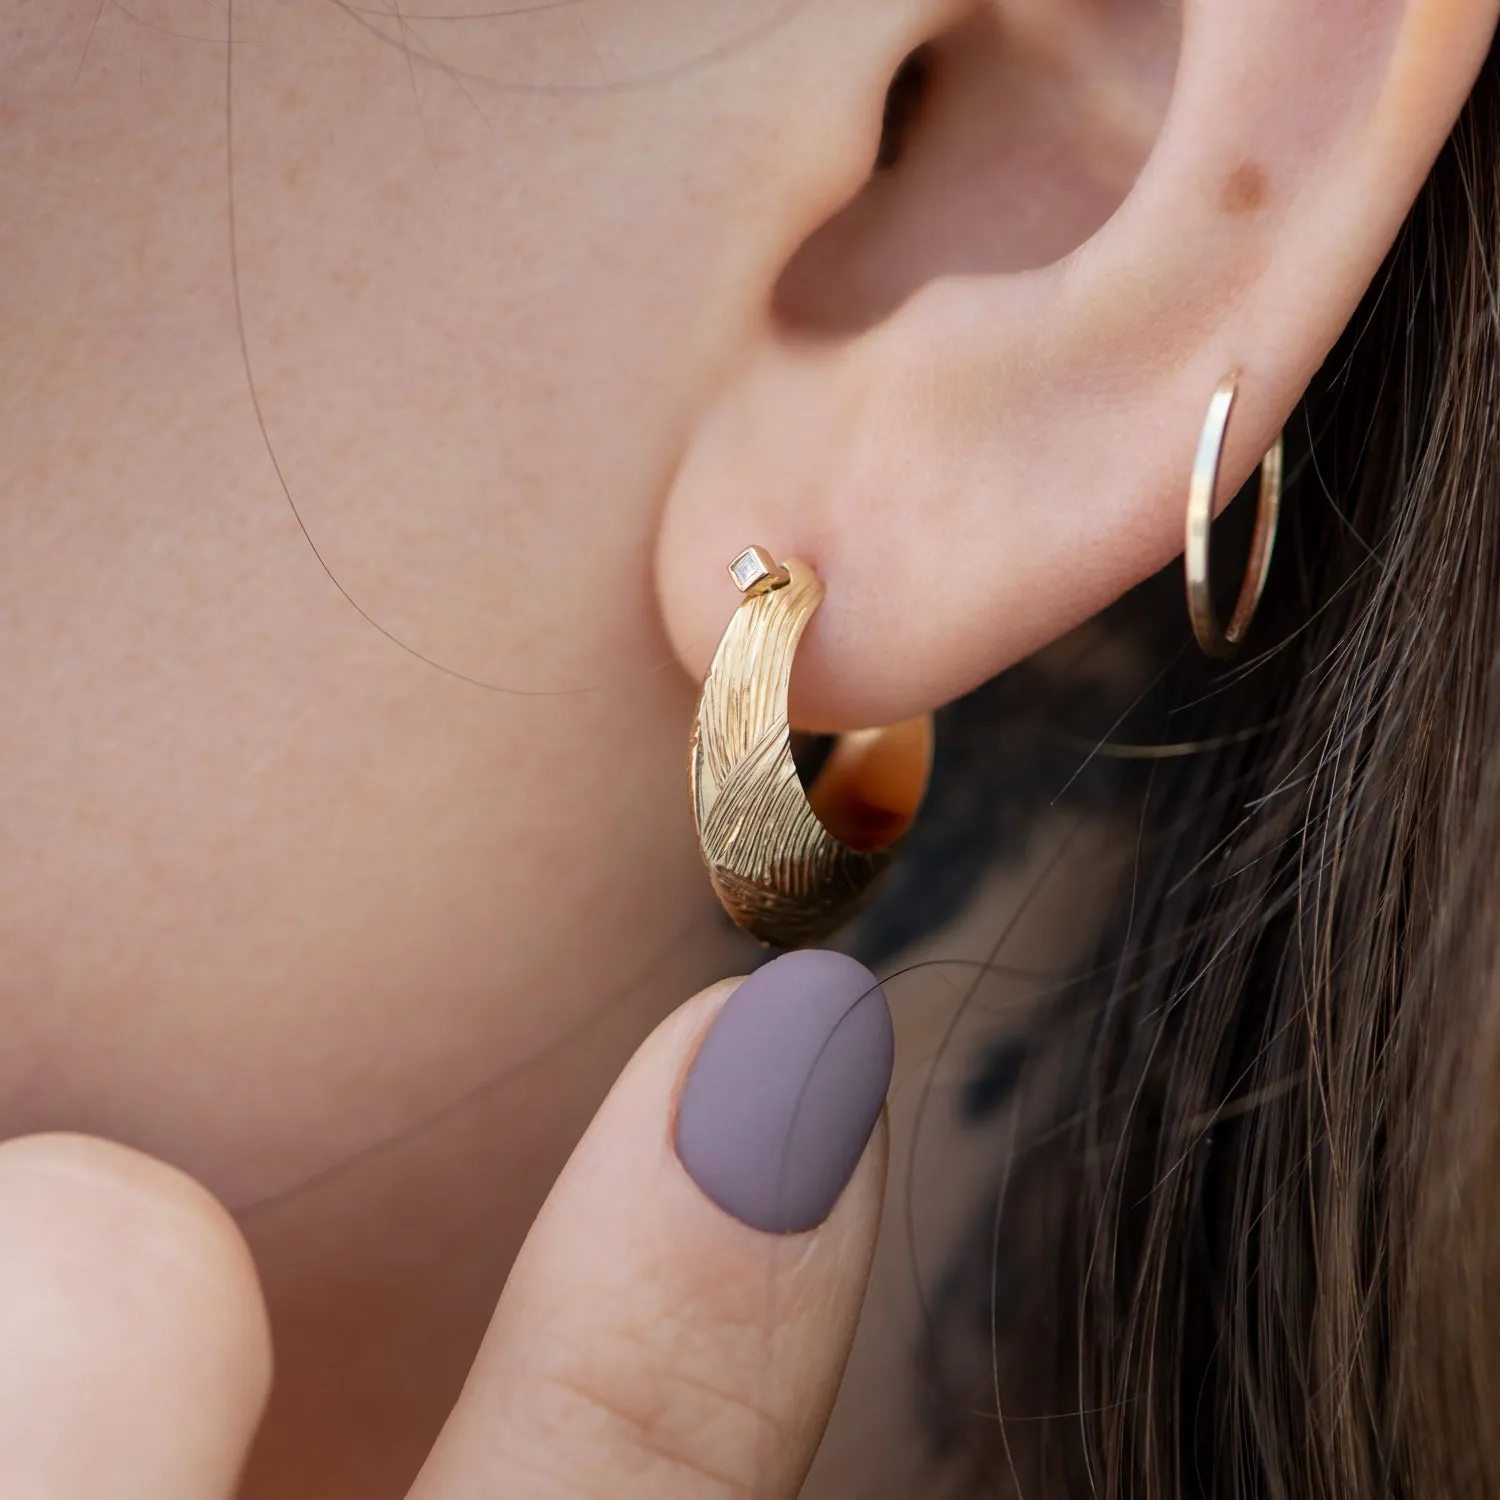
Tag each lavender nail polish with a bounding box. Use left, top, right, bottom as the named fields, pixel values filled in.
left=674, top=950, right=893, bottom=1234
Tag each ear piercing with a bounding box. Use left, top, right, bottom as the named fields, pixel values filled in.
left=689, top=548, right=933, bottom=949
left=1184, top=373, right=1285, bottom=659
left=689, top=378, right=1281, bottom=941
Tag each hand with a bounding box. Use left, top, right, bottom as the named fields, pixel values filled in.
left=0, top=951, right=893, bottom=1500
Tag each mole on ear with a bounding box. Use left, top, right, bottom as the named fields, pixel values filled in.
left=1220, top=160, right=1270, bottom=216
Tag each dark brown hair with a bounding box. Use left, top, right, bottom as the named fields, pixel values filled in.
left=1024, top=36, right=1500, bottom=1500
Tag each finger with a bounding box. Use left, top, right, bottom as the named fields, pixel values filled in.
left=0, top=1133, right=272, bottom=1500
left=410, top=949, right=893, bottom=1500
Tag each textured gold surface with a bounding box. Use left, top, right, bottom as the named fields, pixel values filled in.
left=689, top=556, right=892, bottom=948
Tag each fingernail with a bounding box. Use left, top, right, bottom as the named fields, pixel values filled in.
left=674, top=950, right=893, bottom=1234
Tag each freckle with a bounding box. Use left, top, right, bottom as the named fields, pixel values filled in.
left=330, top=263, right=372, bottom=294
left=1221, top=161, right=1269, bottom=216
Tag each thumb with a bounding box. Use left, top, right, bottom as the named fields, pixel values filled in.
left=408, top=949, right=893, bottom=1500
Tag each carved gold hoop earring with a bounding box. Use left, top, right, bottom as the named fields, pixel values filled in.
left=1184, top=373, right=1285, bottom=660
left=689, top=546, right=934, bottom=949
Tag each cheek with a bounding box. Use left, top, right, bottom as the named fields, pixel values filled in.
left=0, top=570, right=719, bottom=1204
left=0, top=1, right=762, bottom=1208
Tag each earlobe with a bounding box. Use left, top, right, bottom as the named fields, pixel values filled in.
left=656, top=0, right=1500, bottom=735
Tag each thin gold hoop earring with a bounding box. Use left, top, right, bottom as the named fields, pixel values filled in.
left=689, top=546, right=934, bottom=949
left=1184, top=372, right=1285, bottom=660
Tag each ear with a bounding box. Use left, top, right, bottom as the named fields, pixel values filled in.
left=655, top=0, right=1499, bottom=731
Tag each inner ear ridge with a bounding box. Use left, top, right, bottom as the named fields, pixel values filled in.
left=771, top=1, right=1180, bottom=340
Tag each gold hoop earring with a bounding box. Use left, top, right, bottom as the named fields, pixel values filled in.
left=1184, top=372, right=1285, bottom=660
left=689, top=547, right=934, bottom=949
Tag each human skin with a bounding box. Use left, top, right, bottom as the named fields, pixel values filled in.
left=5, top=12, right=755, bottom=1489
left=1, top=1, right=1496, bottom=1496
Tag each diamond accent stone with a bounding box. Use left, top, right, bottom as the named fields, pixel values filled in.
left=727, top=546, right=789, bottom=595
